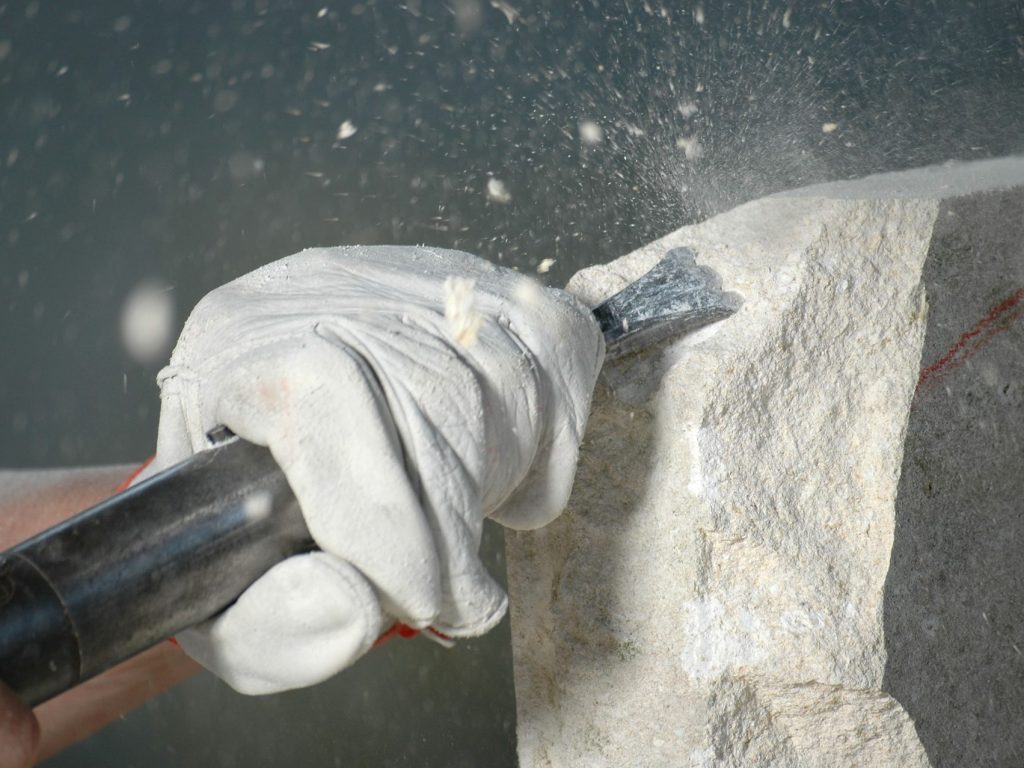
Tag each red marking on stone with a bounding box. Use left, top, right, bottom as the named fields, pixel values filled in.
left=917, top=288, right=1024, bottom=393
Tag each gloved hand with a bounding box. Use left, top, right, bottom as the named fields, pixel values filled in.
left=141, top=246, right=604, bottom=694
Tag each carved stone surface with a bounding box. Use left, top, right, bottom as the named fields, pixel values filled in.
left=507, top=157, right=1024, bottom=767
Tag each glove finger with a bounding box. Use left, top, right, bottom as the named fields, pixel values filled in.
left=489, top=414, right=584, bottom=531
left=210, top=333, right=443, bottom=627
left=177, top=552, right=383, bottom=695
left=431, top=537, right=509, bottom=637
left=348, top=328, right=510, bottom=636
left=490, top=277, right=605, bottom=529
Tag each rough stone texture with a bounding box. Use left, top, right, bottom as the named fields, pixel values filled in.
left=506, top=157, right=1024, bottom=767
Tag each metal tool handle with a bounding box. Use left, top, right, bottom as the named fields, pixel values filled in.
left=0, top=437, right=311, bottom=705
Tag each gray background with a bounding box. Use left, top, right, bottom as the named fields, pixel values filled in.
left=885, top=189, right=1024, bottom=768
left=0, top=0, right=1021, bottom=765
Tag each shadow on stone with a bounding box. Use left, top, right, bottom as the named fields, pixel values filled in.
left=505, top=352, right=665, bottom=754
left=884, top=189, right=1024, bottom=767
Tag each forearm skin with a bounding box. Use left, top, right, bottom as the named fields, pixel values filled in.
left=0, top=466, right=201, bottom=759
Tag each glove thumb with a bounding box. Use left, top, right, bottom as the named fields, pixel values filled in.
left=177, top=552, right=383, bottom=695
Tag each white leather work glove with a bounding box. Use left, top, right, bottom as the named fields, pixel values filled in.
left=141, top=245, right=604, bottom=695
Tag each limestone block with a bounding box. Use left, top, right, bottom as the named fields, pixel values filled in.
left=507, top=157, right=1024, bottom=767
